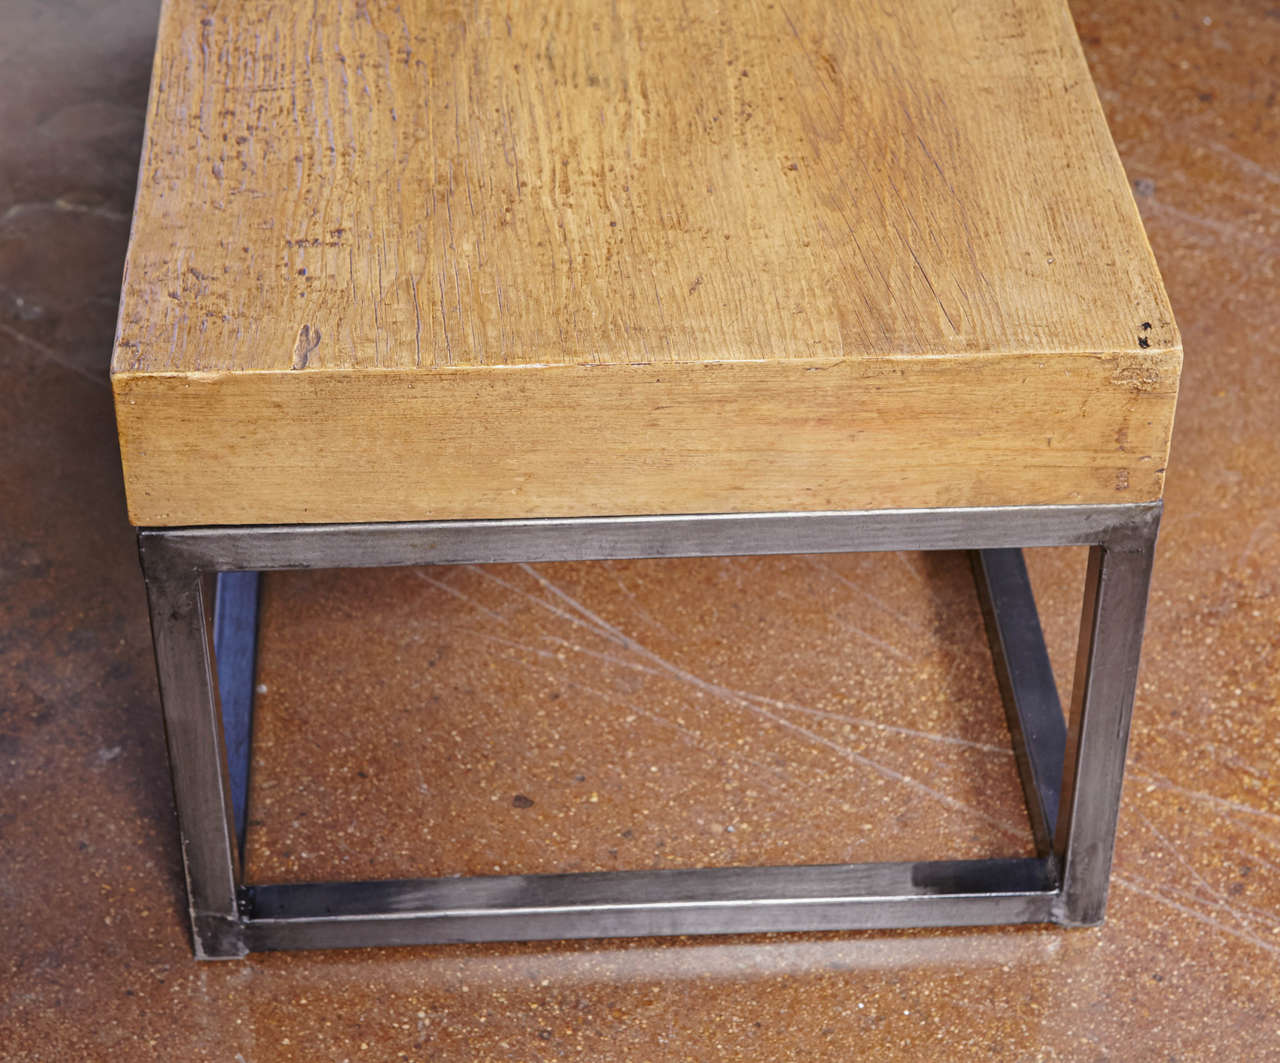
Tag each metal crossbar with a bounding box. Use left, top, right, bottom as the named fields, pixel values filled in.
left=138, top=503, right=1159, bottom=958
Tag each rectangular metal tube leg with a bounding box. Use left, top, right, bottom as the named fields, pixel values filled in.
left=132, top=503, right=1161, bottom=956
left=213, top=571, right=261, bottom=853
left=141, top=546, right=246, bottom=958
left=1053, top=526, right=1159, bottom=926
left=971, top=549, right=1067, bottom=855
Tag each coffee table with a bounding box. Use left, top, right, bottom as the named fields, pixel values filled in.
left=113, top=0, right=1180, bottom=957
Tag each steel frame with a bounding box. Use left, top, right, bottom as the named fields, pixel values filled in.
left=138, top=502, right=1160, bottom=958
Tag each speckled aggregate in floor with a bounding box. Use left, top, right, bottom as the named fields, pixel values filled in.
left=2, top=1, right=1278, bottom=1059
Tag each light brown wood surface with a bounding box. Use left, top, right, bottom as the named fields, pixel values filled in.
left=112, top=0, right=1181, bottom=526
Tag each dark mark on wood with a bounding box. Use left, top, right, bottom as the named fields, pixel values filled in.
left=291, top=324, right=321, bottom=369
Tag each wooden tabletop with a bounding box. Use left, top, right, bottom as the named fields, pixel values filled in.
left=112, top=0, right=1180, bottom=527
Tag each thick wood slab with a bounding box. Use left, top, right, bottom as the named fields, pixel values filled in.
left=112, top=0, right=1181, bottom=526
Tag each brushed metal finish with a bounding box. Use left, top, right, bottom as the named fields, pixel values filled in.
left=212, top=572, right=260, bottom=853
left=971, top=549, right=1068, bottom=855
left=244, top=859, right=1058, bottom=951
left=1054, top=533, right=1159, bottom=925
left=137, top=501, right=1161, bottom=956
left=143, top=568, right=245, bottom=958
left=140, top=503, right=1162, bottom=577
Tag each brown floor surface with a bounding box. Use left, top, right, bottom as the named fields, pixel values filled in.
left=2, top=0, right=1278, bottom=1059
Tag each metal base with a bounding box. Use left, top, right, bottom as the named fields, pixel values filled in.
left=138, top=503, right=1160, bottom=958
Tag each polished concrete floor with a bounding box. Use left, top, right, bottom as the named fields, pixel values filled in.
left=2, top=0, right=1278, bottom=1059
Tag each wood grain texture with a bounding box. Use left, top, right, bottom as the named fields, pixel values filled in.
left=111, top=0, right=1181, bottom=526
